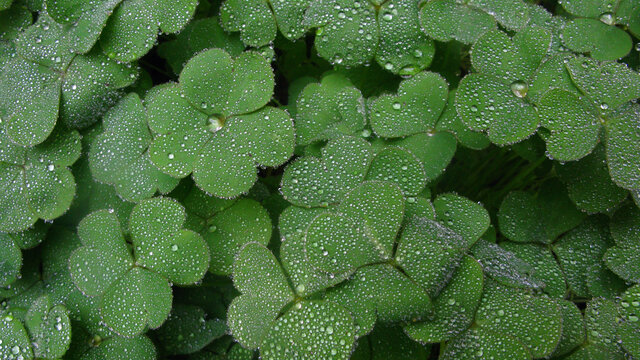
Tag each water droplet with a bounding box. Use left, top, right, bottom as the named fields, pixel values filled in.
left=168, top=153, right=174, bottom=160
left=171, top=244, right=178, bottom=252
left=208, top=117, right=223, bottom=132
left=392, top=102, right=401, bottom=110
left=382, top=13, right=393, bottom=21
left=12, top=346, right=20, bottom=354
left=326, top=326, right=334, bottom=334
left=600, top=103, right=609, bottom=110
left=599, top=12, right=615, bottom=25
left=47, top=164, right=55, bottom=171
left=209, top=225, right=217, bottom=232
left=510, top=80, right=529, bottom=98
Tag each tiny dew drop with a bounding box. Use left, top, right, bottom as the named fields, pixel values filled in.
left=510, top=80, right=528, bottom=98
left=171, top=244, right=178, bottom=252
left=392, top=102, right=401, bottom=110
left=208, top=225, right=217, bottom=232
left=168, top=153, right=175, bottom=160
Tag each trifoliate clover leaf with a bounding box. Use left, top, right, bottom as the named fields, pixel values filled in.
left=499, top=242, right=567, bottom=298
left=551, top=300, right=586, bottom=357
left=0, top=125, right=81, bottom=233
left=604, top=103, right=640, bottom=191
left=352, top=325, right=430, bottom=359
left=578, top=298, right=627, bottom=358
left=438, top=281, right=563, bottom=360
left=560, top=0, right=634, bottom=60
left=0, top=13, right=138, bottom=145
left=418, top=0, right=496, bottom=44
left=295, top=72, right=366, bottom=146
left=69, top=198, right=210, bottom=336
left=403, top=256, right=484, bottom=344
left=0, top=223, right=48, bottom=287
left=152, top=303, right=226, bottom=356
left=0, top=2, right=32, bottom=41
left=498, top=179, right=584, bottom=244
left=227, top=242, right=356, bottom=359
left=436, top=90, right=490, bottom=151
left=157, top=16, right=244, bottom=75
left=79, top=335, right=157, bottom=360
left=433, top=193, right=490, bottom=247
left=553, top=216, right=622, bottom=298
left=471, top=239, right=545, bottom=290
left=45, top=0, right=197, bottom=62
left=181, top=185, right=272, bottom=275
left=24, top=295, right=71, bottom=359
left=474, top=282, right=563, bottom=358
left=89, top=93, right=179, bottom=202
left=604, top=203, right=640, bottom=283
left=556, top=143, right=628, bottom=213
left=147, top=48, right=295, bottom=198
left=305, top=0, right=435, bottom=75
left=281, top=137, right=426, bottom=207
left=220, top=0, right=310, bottom=47
left=369, top=71, right=447, bottom=138
left=0, top=294, right=71, bottom=360
left=618, top=285, right=640, bottom=357
left=456, top=26, right=552, bottom=145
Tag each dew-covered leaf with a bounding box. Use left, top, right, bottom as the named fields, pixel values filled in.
left=24, top=295, right=71, bottom=359
left=153, top=304, right=226, bottom=355
left=565, top=57, right=640, bottom=111
left=90, top=94, right=178, bottom=202
left=440, top=327, right=529, bottom=360
left=434, top=193, right=489, bottom=247
left=474, top=282, right=562, bottom=357
left=369, top=71, right=448, bottom=138
left=0, top=233, right=22, bottom=287
left=553, top=216, right=615, bottom=298
left=419, top=0, right=496, bottom=44
left=436, top=90, right=490, bottom=150
left=498, top=180, right=584, bottom=244
left=281, top=137, right=374, bottom=207
left=472, top=239, right=544, bottom=289
left=618, top=285, right=640, bottom=357
left=99, top=267, right=173, bottom=337
left=295, top=73, right=366, bottom=145
left=604, top=103, right=640, bottom=191
left=261, top=300, right=354, bottom=360
left=396, top=216, right=466, bottom=296
left=500, top=242, right=566, bottom=298
left=556, top=143, right=628, bottom=213
left=79, top=335, right=156, bottom=360
left=130, top=198, right=210, bottom=285
left=404, top=256, right=483, bottom=343
left=604, top=203, right=640, bottom=283
left=0, top=313, right=33, bottom=360
left=365, top=146, right=427, bottom=196
left=582, top=298, right=626, bottom=357
left=562, top=18, right=632, bottom=60
left=537, top=89, right=600, bottom=162
left=552, top=300, right=585, bottom=357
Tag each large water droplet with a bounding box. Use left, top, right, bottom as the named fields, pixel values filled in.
left=510, top=80, right=529, bottom=98
left=599, top=12, right=615, bottom=25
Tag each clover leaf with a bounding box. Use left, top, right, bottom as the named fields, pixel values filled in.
left=0, top=12, right=138, bottom=146
left=352, top=325, right=430, bottom=359
left=456, top=26, right=552, bottom=145
left=181, top=185, right=272, bottom=275
left=146, top=48, right=294, bottom=198
left=618, top=285, right=640, bottom=358
left=157, top=16, right=244, bottom=75
left=0, top=125, right=81, bottom=233
left=281, top=137, right=427, bottom=207
left=77, top=335, right=157, bottom=360
left=295, top=72, right=366, bottom=146
left=419, top=0, right=535, bottom=45
left=305, top=0, right=435, bottom=75
left=227, top=242, right=356, bottom=359
left=498, top=179, right=584, bottom=244
left=0, top=294, right=71, bottom=359
left=604, top=203, right=640, bottom=283
left=45, top=0, right=197, bottom=62
left=560, top=0, right=635, bottom=60
left=89, top=93, right=180, bottom=202
left=0, top=223, right=48, bottom=288
left=69, top=198, right=210, bottom=336
left=220, top=0, right=310, bottom=47
left=422, top=279, right=563, bottom=360
left=553, top=216, right=624, bottom=298
left=556, top=143, right=628, bottom=213
left=152, top=303, right=226, bottom=355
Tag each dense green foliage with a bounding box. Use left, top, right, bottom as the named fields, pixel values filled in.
left=1, top=0, right=639, bottom=359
